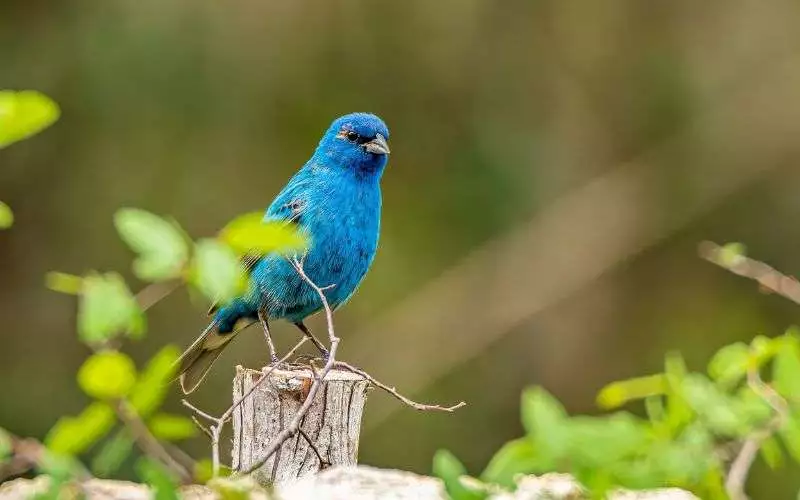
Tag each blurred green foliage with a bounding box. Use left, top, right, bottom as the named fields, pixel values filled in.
left=208, top=476, right=258, bottom=500
left=77, top=352, right=138, bottom=400
left=90, top=430, right=134, bottom=478
left=37, top=202, right=306, bottom=484
left=0, top=90, right=60, bottom=150
left=220, top=211, right=308, bottom=255
left=148, top=414, right=198, bottom=442
left=0, top=92, right=310, bottom=492
left=190, top=239, right=243, bottom=303
left=114, top=208, right=190, bottom=282
left=0, top=89, right=60, bottom=231
left=435, top=331, right=800, bottom=499
left=77, top=272, right=145, bottom=344
left=0, top=429, right=10, bottom=460
left=136, top=458, right=179, bottom=500
left=0, top=94, right=308, bottom=492
left=0, top=201, right=13, bottom=230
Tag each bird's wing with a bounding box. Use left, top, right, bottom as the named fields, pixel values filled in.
left=264, top=173, right=310, bottom=225
left=208, top=172, right=311, bottom=317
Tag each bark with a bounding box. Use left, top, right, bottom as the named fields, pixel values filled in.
left=231, top=365, right=369, bottom=485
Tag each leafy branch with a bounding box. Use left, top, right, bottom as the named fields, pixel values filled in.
left=434, top=242, right=800, bottom=500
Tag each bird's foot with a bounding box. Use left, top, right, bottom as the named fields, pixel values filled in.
left=267, top=353, right=284, bottom=368
left=319, top=348, right=331, bottom=362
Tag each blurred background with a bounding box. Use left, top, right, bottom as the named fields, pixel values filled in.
left=3, top=0, right=800, bottom=496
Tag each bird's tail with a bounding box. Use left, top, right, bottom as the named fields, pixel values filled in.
left=176, top=321, right=238, bottom=394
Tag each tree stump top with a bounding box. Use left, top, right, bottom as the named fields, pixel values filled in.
left=232, top=365, right=370, bottom=484
left=236, top=365, right=366, bottom=382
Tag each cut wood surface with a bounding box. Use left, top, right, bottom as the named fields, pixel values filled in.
left=232, top=365, right=370, bottom=484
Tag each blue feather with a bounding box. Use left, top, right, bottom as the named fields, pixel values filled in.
left=178, top=113, right=390, bottom=393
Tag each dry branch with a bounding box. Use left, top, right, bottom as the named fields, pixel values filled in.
left=699, top=241, right=800, bottom=305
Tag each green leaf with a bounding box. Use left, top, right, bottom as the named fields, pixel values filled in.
left=219, top=212, right=307, bottom=256
left=194, top=459, right=214, bottom=484
left=567, top=413, right=652, bottom=467
left=664, top=352, right=693, bottom=431
left=0, top=90, right=60, bottom=149
left=779, top=415, right=800, bottom=464
left=645, top=396, right=665, bottom=426
left=0, top=428, right=11, bottom=458
left=33, top=452, right=84, bottom=500
left=521, top=386, right=567, bottom=434
left=760, top=436, right=783, bottom=470
left=78, top=272, right=145, bottom=343
left=129, top=345, right=180, bottom=418
left=45, top=402, right=115, bottom=455
left=148, top=413, right=197, bottom=441
left=520, top=386, right=569, bottom=467
left=45, top=271, right=83, bottom=295
left=647, top=424, right=717, bottom=486
left=208, top=476, right=258, bottom=500
left=432, top=450, right=485, bottom=500
left=136, top=458, right=179, bottom=500
left=701, top=466, right=730, bottom=500
left=750, top=335, right=779, bottom=362
left=480, top=438, right=539, bottom=488
left=77, top=351, right=137, bottom=400
left=707, top=342, right=750, bottom=387
left=735, top=386, right=774, bottom=428
left=681, top=374, right=750, bottom=437
left=114, top=208, right=189, bottom=282
left=191, top=239, right=244, bottom=303
left=597, top=374, right=666, bottom=410
left=36, top=451, right=85, bottom=480
left=194, top=459, right=232, bottom=483
left=0, top=201, right=13, bottom=229
left=774, top=333, right=800, bottom=402
left=91, top=430, right=134, bottom=477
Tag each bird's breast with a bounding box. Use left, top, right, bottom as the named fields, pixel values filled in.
left=304, top=186, right=380, bottom=296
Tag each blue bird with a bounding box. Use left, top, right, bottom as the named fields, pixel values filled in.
left=178, top=113, right=390, bottom=393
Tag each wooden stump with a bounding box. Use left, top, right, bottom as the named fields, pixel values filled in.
left=231, top=365, right=370, bottom=485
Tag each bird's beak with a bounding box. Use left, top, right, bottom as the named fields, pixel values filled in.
left=364, top=133, right=390, bottom=155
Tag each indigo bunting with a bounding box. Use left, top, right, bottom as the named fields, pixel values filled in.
left=178, top=113, right=390, bottom=393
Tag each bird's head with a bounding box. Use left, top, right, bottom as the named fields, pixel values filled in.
left=314, top=113, right=390, bottom=177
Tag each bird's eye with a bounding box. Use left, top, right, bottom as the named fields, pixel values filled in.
left=346, top=131, right=359, bottom=142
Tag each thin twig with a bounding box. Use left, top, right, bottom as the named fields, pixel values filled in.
left=191, top=416, right=214, bottom=440
left=113, top=400, right=191, bottom=482
left=333, top=360, right=466, bottom=412
left=238, top=257, right=340, bottom=475
left=181, top=400, right=217, bottom=423
left=699, top=241, right=800, bottom=306
left=298, top=428, right=328, bottom=468
left=724, top=361, right=790, bottom=500
left=162, top=442, right=198, bottom=474
left=135, top=280, right=182, bottom=311
left=210, top=426, right=222, bottom=476
left=290, top=256, right=337, bottom=347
